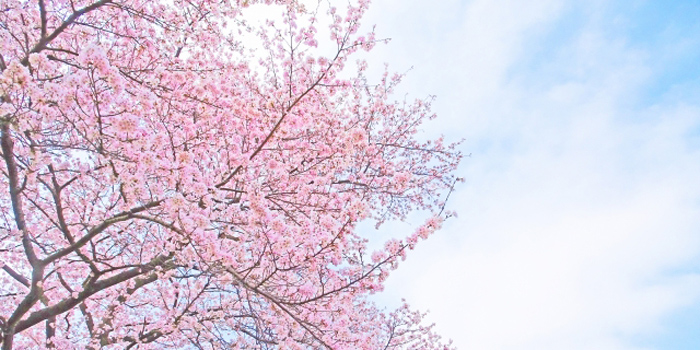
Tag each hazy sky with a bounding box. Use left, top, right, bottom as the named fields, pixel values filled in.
left=359, top=1, right=700, bottom=349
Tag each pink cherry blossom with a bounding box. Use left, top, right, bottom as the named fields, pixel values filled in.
left=0, top=0, right=461, bottom=349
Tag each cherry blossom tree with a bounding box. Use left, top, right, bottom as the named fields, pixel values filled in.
left=0, top=0, right=461, bottom=348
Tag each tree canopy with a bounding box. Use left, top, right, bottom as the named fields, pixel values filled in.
left=0, top=0, right=461, bottom=348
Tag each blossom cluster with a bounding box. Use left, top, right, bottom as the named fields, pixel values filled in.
left=0, top=0, right=461, bottom=348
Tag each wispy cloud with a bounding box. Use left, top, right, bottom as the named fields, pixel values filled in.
left=364, top=0, right=700, bottom=349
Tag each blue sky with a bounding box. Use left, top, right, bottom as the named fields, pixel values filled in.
left=359, top=0, right=700, bottom=349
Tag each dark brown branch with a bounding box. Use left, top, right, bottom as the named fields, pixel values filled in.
left=79, top=303, right=95, bottom=336
left=96, top=270, right=164, bottom=346
left=46, top=165, right=100, bottom=273
left=42, top=199, right=163, bottom=265
left=38, top=0, right=48, bottom=40
left=1, top=264, right=29, bottom=288
left=215, top=165, right=242, bottom=189
left=1, top=124, right=38, bottom=266
left=21, top=0, right=113, bottom=65
left=45, top=315, right=55, bottom=348
left=13, top=254, right=172, bottom=336
left=2, top=266, right=45, bottom=349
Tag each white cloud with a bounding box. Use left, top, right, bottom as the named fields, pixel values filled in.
left=364, top=0, right=700, bottom=349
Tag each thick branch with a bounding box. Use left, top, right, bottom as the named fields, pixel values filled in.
left=1, top=124, right=38, bottom=266
left=13, top=254, right=172, bottom=336
left=38, top=0, right=48, bottom=39
left=2, top=266, right=46, bottom=350
left=21, top=0, right=113, bottom=65
left=1, top=264, right=30, bottom=288
left=96, top=266, right=168, bottom=346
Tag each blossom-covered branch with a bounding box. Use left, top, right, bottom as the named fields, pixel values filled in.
left=0, top=0, right=461, bottom=348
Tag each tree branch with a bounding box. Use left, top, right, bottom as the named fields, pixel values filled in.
left=1, top=124, right=38, bottom=266
left=38, top=0, right=48, bottom=40
left=21, top=0, right=113, bottom=65
left=13, top=254, right=173, bottom=336
left=1, top=264, right=29, bottom=288
left=42, top=200, right=163, bottom=266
